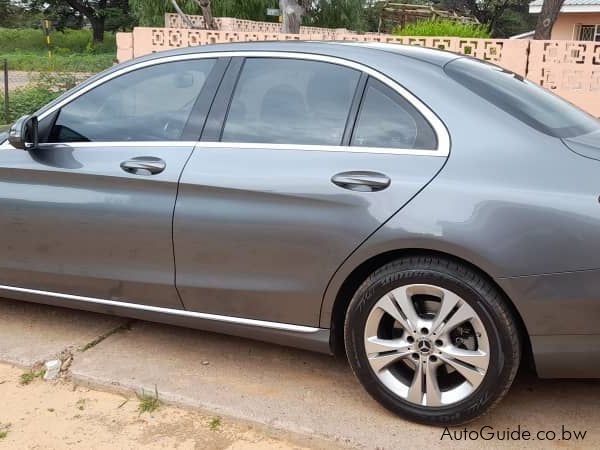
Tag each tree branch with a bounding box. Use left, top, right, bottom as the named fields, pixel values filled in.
left=170, top=0, right=197, bottom=29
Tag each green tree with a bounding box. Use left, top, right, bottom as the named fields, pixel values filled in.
left=308, top=0, right=366, bottom=31
left=0, top=1, right=44, bottom=28
left=129, top=0, right=278, bottom=27
left=28, top=0, right=133, bottom=42
left=435, top=0, right=532, bottom=37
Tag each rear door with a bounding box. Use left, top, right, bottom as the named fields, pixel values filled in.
left=173, top=54, right=449, bottom=326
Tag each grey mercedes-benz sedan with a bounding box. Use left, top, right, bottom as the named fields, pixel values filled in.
left=1, top=41, right=599, bottom=426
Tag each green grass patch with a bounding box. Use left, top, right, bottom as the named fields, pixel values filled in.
left=137, top=386, right=160, bottom=415
left=0, top=52, right=114, bottom=72
left=19, top=369, right=45, bottom=385
left=394, top=19, right=490, bottom=38
left=0, top=27, right=116, bottom=72
left=0, top=28, right=116, bottom=54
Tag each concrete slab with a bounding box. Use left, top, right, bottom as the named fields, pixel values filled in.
left=0, top=298, right=127, bottom=367
left=71, top=320, right=600, bottom=449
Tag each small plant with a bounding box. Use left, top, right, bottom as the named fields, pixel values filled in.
left=137, top=386, right=160, bottom=415
left=208, top=417, right=222, bottom=431
left=0, top=422, right=8, bottom=439
left=19, top=369, right=45, bottom=385
left=76, top=399, right=86, bottom=411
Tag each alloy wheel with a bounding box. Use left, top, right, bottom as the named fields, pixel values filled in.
left=363, top=284, right=490, bottom=407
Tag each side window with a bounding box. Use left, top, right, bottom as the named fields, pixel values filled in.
left=49, top=59, right=216, bottom=142
left=221, top=58, right=360, bottom=145
left=351, top=78, right=437, bottom=150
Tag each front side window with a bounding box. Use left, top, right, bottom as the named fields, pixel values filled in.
left=49, top=59, right=216, bottom=142
left=351, top=78, right=437, bottom=149
left=445, top=57, right=600, bottom=138
left=221, top=58, right=361, bottom=145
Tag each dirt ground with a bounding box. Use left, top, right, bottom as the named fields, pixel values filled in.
left=0, top=363, right=337, bottom=450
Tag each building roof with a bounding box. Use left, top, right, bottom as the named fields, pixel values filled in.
left=530, top=0, right=600, bottom=13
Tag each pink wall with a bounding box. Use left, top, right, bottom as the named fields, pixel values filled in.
left=552, top=13, right=600, bottom=39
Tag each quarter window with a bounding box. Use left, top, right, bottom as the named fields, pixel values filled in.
left=351, top=78, right=437, bottom=150
left=48, top=59, right=216, bottom=142
left=221, top=58, right=361, bottom=145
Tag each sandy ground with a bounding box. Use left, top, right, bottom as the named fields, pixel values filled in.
left=0, top=363, right=336, bottom=450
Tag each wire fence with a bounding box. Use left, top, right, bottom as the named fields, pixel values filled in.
left=2, top=59, right=8, bottom=126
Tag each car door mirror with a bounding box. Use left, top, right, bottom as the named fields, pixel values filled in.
left=8, top=115, right=38, bottom=150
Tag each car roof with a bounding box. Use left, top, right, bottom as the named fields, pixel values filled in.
left=131, top=41, right=459, bottom=68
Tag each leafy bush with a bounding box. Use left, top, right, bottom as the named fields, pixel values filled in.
left=393, top=20, right=491, bottom=38
left=0, top=86, right=62, bottom=123
left=0, top=28, right=116, bottom=53
left=33, top=71, right=81, bottom=92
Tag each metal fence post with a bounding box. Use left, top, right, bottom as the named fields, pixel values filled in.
left=3, top=59, right=8, bottom=124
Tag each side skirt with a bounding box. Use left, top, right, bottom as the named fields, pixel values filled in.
left=0, top=284, right=332, bottom=354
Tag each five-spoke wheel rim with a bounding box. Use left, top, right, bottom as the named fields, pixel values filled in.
left=364, top=284, right=490, bottom=407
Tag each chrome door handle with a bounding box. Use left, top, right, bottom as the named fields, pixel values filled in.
left=331, top=171, right=391, bottom=192
left=120, top=157, right=166, bottom=176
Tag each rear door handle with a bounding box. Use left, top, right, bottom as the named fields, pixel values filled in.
left=331, top=171, right=391, bottom=192
left=120, top=157, right=166, bottom=176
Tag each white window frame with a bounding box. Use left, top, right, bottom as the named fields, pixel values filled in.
left=578, top=24, right=600, bottom=41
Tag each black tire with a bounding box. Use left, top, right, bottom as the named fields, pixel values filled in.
left=344, top=255, right=521, bottom=426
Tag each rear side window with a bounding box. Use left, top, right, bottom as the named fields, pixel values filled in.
left=445, top=57, right=600, bottom=138
left=221, top=58, right=360, bottom=145
left=351, top=78, right=437, bottom=149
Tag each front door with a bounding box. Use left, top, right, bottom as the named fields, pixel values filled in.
left=0, top=57, right=219, bottom=308
left=174, top=55, right=449, bottom=325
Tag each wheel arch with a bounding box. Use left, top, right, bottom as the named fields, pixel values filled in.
left=325, top=248, right=533, bottom=371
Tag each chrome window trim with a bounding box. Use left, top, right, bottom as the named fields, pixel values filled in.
left=37, top=141, right=442, bottom=157
left=37, top=51, right=450, bottom=157
left=37, top=141, right=198, bottom=149
left=0, top=283, right=321, bottom=333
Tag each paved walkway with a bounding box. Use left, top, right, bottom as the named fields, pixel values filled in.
left=0, top=298, right=598, bottom=449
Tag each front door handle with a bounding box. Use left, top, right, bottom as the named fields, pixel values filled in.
left=120, top=157, right=166, bottom=176
left=331, top=171, right=391, bottom=192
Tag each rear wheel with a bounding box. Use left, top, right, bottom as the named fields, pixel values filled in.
left=344, top=256, right=521, bottom=425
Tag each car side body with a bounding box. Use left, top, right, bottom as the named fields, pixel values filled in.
left=1, top=41, right=599, bottom=382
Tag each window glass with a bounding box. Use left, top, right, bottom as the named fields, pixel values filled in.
left=49, top=59, right=216, bottom=142
left=444, top=57, right=600, bottom=138
left=351, top=78, right=437, bottom=149
left=222, top=58, right=360, bottom=145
